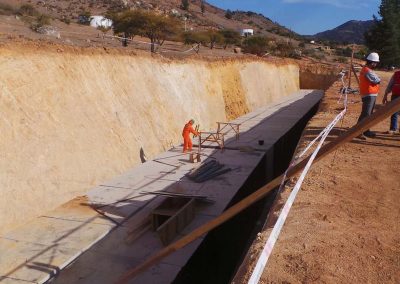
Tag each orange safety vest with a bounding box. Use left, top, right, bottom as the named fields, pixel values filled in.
left=182, top=122, right=195, bottom=137
left=392, top=71, right=400, bottom=96
left=359, top=66, right=380, bottom=96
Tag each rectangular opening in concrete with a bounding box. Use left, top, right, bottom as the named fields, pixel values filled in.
left=152, top=197, right=196, bottom=245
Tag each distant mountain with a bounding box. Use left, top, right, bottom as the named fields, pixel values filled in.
left=312, top=20, right=375, bottom=44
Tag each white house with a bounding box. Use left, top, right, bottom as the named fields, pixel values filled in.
left=90, top=16, right=113, bottom=28
left=241, top=28, right=254, bottom=37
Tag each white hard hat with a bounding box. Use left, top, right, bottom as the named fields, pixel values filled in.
left=366, top=52, right=380, bottom=62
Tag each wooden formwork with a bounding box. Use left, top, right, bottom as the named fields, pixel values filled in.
left=217, top=122, right=241, bottom=140
left=151, top=197, right=196, bottom=246
left=198, top=132, right=225, bottom=153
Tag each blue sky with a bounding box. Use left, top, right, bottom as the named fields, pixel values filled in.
left=207, top=0, right=381, bottom=35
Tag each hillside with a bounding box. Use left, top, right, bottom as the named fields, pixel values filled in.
left=0, top=0, right=300, bottom=43
left=312, top=20, right=374, bottom=44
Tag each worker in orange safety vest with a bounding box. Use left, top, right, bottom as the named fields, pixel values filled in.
left=383, top=70, right=400, bottom=134
left=182, top=119, right=199, bottom=153
left=357, top=52, right=381, bottom=139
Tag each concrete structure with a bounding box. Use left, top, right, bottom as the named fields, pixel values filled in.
left=241, top=28, right=254, bottom=37
left=90, top=16, right=113, bottom=29
left=0, top=90, right=323, bottom=284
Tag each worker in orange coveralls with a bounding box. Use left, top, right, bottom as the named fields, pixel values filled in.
left=182, top=119, right=199, bottom=153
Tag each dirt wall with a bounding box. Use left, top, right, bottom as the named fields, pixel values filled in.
left=299, top=63, right=340, bottom=90
left=0, top=45, right=299, bottom=233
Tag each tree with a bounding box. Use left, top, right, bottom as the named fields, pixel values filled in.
left=204, top=30, right=224, bottom=49
left=219, top=29, right=241, bottom=49
left=111, top=10, right=144, bottom=46
left=142, top=13, right=180, bottom=52
left=242, top=36, right=268, bottom=56
left=365, top=0, right=400, bottom=66
left=182, top=31, right=208, bottom=53
left=78, top=11, right=92, bottom=25
left=225, top=9, right=233, bottom=19
left=182, top=31, right=208, bottom=45
left=181, top=0, right=189, bottom=11
left=355, top=47, right=368, bottom=60
left=201, top=1, right=206, bottom=15
left=111, top=10, right=181, bottom=52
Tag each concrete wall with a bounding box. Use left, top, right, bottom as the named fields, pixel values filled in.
left=0, top=46, right=299, bottom=233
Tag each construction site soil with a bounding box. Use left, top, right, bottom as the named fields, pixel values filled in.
left=3, top=38, right=396, bottom=284
left=239, top=71, right=400, bottom=283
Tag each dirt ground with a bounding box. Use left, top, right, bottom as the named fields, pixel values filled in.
left=253, top=71, right=400, bottom=283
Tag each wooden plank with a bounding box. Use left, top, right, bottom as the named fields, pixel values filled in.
left=217, top=122, right=241, bottom=126
left=152, top=208, right=179, bottom=217
left=141, top=191, right=214, bottom=204
left=116, top=98, right=400, bottom=284
left=348, top=46, right=354, bottom=89
left=351, top=64, right=360, bottom=87
left=125, top=224, right=151, bottom=245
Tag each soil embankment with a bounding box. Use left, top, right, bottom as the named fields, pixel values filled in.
left=299, top=61, right=340, bottom=90
left=0, top=43, right=299, bottom=233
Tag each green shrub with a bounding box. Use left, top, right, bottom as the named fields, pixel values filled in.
left=0, top=3, right=16, bottom=15
left=181, top=31, right=208, bottom=45
left=219, top=29, right=241, bottom=49
left=225, top=9, right=233, bottom=19
left=302, top=49, right=314, bottom=56
left=30, top=14, right=51, bottom=31
left=18, top=4, right=39, bottom=16
left=200, top=1, right=205, bottom=15
left=78, top=11, right=91, bottom=25
left=274, top=42, right=297, bottom=58
left=181, top=0, right=189, bottom=11
left=37, top=14, right=50, bottom=26
left=61, top=18, right=71, bottom=25
left=313, top=53, right=325, bottom=60
left=242, top=36, right=268, bottom=56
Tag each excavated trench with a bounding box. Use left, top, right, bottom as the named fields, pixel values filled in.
left=172, top=70, right=337, bottom=284
left=300, top=67, right=339, bottom=91
left=0, top=44, right=302, bottom=234
left=173, top=102, right=320, bottom=284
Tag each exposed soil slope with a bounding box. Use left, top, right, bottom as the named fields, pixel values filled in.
left=0, top=43, right=299, bottom=234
